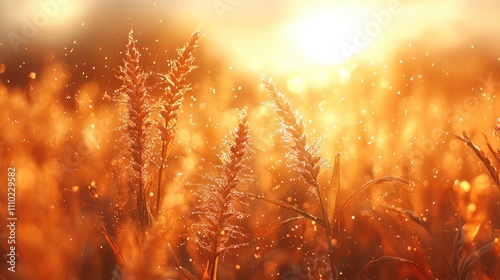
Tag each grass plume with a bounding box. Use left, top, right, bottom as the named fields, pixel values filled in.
left=192, top=110, right=251, bottom=279
left=261, top=76, right=337, bottom=277
left=156, top=29, right=200, bottom=214
left=261, top=77, right=322, bottom=192
left=116, top=29, right=154, bottom=232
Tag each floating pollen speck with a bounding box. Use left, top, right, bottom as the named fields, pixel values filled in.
left=0, top=64, right=5, bottom=74
left=102, top=92, right=111, bottom=100
left=29, top=72, right=36, bottom=79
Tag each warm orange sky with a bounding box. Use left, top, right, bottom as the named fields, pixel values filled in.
left=1, top=0, right=500, bottom=95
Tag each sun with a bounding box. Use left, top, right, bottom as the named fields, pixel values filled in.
left=297, top=14, right=355, bottom=65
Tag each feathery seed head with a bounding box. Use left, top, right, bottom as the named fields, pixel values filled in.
left=261, top=76, right=322, bottom=190
left=158, top=30, right=200, bottom=144
left=116, top=29, right=154, bottom=230
left=192, top=110, right=250, bottom=262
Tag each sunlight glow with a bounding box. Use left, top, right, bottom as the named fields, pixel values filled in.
left=287, top=76, right=307, bottom=94
left=294, top=13, right=356, bottom=65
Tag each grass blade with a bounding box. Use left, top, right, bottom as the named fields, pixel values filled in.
left=484, top=133, right=500, bottom=165
left=166, top=243, right=197, bottom=280
left=360, top=256, right=426, bottom=280
left=257, top=216, right=307, bottom=239
left=336, top=176, right=409, bottom=223
left=458, top=131, right=500, bottom=189
left=244, top=192, right=324, bottom=226
left=328, top=153, right=340, bottom=232
left=100, top=225, right=125, bottom=268
left=459, top=241, right=495, bottom=280
left=383, top=206, right=451, bottom=278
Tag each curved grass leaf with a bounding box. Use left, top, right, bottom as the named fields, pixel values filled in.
left=383, top=206, right=451, bottom=278
left=484, top=133, right=500, bottom=165
left=333, top=176, right=409, bottom=234
left=244, top=192, right=324, bottom=226
left=167, top=243, right=197, bottom=280
left=459, top=241, right=495, bottom=280
left=458, top=131, right=500, bottom=189
left=360, top=256, right=426, bottom=280
left=257, top=216, right=307, bottom=239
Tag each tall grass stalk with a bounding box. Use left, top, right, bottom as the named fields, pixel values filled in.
left=261, top=77, right=338, bottom=278
left=156, top=30, right=200, bottom=214
left=193, top=110, right=250, bottom=280
left=117, top=29, right=154, bottom=233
